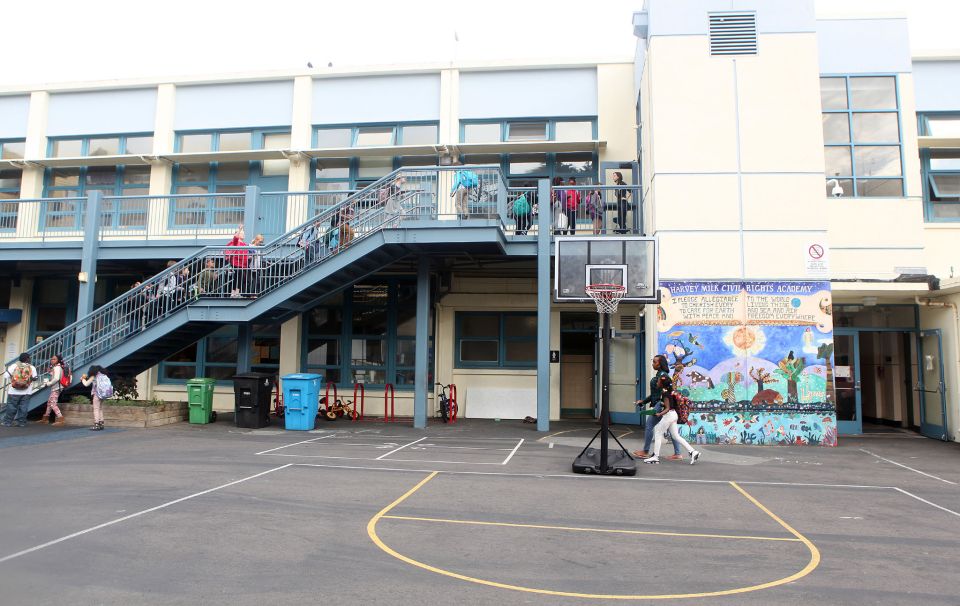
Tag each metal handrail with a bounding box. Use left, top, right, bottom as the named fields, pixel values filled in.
left=7, top=166, right=506, bottom=383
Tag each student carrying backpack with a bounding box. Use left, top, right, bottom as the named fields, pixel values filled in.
left=80, top=366, right=112, bottom=431
left=513, top=193, right=532, bottom=235
left=37, top=354, right=68, bottom=425
left=2, top=353, right=38, bottom=427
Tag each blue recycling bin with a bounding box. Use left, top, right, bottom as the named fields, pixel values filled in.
left=282, top=373, right=323, bottom=431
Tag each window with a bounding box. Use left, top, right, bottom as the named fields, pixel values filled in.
left=303, top=281, right=431, bottom=388
left=174, top=129, right=290, bottom=192
left=456, top=312, right=536, bottom=368
left=0, top=169, right=21, bottom=229
left=820, top=76, right=903, bottom=197
left=461, top=118, right=597, bottom=144
left=0, top=140, right=25, bottom=160
left=313, top=123, right=438, bottom=149
left=160, top=325, right=239, bottom=383
left=48, top=134, right=154, bottom=158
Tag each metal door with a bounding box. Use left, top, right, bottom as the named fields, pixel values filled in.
left=834, top=331, right=862, bottom=434
left=917, top=329, right=949, bottom=440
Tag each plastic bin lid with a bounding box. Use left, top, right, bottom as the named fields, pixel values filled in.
left=282, top=373, right=323, bottom=380
left=187, top=377, right=216, bottom=384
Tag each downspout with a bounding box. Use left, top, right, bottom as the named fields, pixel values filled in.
left=915, top=295, right=960, bottom=439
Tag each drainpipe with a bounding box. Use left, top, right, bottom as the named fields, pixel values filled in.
left=915, top=295, right=960, bottom=438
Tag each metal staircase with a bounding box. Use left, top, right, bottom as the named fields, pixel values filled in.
left=6, top=166, right=507, bottom=409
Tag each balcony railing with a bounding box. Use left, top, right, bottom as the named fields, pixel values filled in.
left=548, top=184, right=643, bottom=236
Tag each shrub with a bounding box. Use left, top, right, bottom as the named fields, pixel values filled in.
left=112, top=377, right=139, bottom=401
left=71, top=395, right=91, bottom=406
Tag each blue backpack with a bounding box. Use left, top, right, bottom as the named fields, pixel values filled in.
left=459, top=170, right=479, bottom=189
left=513, top=194, right=531, bottom=216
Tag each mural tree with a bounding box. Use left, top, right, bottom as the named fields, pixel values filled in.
left=775, top=351, right=805, bottom=403
left=817, top=341, right=835, bottom=399
left=721, top=371, right=743, bottom=403
left=749, top=366, right=775, bottom=394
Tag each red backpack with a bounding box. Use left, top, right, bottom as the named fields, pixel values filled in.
left=671, top=391, right=691, bottom=425
left=59, top=363, right=72, bottom=388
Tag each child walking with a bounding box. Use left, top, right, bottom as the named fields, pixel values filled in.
left=36, top=354, right=67, bottom=425
left=80, top=365, right=111, bottom=431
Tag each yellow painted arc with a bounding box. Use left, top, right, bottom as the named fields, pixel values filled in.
left=366, top=473, right=821, bottom=600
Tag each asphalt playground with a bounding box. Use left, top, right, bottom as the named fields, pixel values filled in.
left=0, top=416, right=958, bottom=605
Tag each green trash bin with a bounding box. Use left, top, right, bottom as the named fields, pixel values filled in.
left=187, top=378, right=217, bottom=424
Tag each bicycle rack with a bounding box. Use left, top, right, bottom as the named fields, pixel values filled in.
left=324, top=383, right=339, bottom=416
left=273, top=379, right=285, bottom=417
left=384, top=383, right=395, bottom=422
left=352, top=383, right=365, bottom=421
left=449, top=383, right=458, bottom=423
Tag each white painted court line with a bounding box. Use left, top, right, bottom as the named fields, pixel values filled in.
left=376, top=437, right=427, bottom=460
left=859, top=448, right=959, bottom=486
left=501, top=439, right=524, bottom=465
left=254, top=433, right=334, bottom=455
left=893, top=487, right=960, bottom=518
left=260, top=453, right=511, bottom=465
left=0, top=464, right=292, bottom=565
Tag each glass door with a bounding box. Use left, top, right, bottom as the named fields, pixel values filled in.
left=918, top=329, right=949, bottom=440
left=834, top=331, right=862, bottom=434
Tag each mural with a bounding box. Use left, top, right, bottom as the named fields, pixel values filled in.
left=657, top=281, right=837, bottom=446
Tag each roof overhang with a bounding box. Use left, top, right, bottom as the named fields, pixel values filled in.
left=918, top=136, right=960, bottom=150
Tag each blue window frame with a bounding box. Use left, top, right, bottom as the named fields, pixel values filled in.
left=313, top=122, right=439, bottom=149
left=47, top=134, right=153, bottom=159
left=820, top=75, right=904, bottom=198
left=455, top=312, right=537, bottom=369
left=42, top=164, right=151, bottom=231
left=919, top=112, right=960, bottom=222
left=0, top=141, right=22, bottom=228
left=0, top=139, right=26, bottom=161
left=303, top=279, right=432, bottom=389
left=460, top=152, right=599, bottom=185
left=460, top=118, right=597, bottom=144
left=310, top=154, right=438, bottom=196
left=159, top=325, right=239, bottom=384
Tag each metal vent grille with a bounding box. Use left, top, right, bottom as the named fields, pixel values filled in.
left=709, top=12, right=757, bottom=56
left=618, top=313, right=640, bottom=333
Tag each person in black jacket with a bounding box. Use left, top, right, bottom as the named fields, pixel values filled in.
left=633, top=354, right=683, bottom=460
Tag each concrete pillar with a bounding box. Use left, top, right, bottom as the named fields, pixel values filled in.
left=279, top=314, right=303, bottom=377
left=438, top=69, right=460, bottom=145
left=4, top=278, right=33, bottom=361
left=414, top=256, right=430, bottom=428
left=148, top=84, right=176, bottom=235
left=243, top=185, right=260, bottom=239
left=536, top=179, right=551, bottom=431
left=77, top=190, right=103, bottom=319
left=19, top=91, right=49, bottom=200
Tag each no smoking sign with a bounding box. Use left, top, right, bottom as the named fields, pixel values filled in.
left=804, top=243, right=829, bottom=277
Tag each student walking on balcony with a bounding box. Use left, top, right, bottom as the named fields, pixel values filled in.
left=612, top=172, right=630, bottom=234
left=35, top=354, right=67, bottom=425
left=250, top=234, right=264, bottom=296
left=225, top=226, right=249, bottom=297
left=564, top=177, right=581, bottom=235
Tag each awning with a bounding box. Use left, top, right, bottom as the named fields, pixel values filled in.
left=918, top=136, right=960, bottom=149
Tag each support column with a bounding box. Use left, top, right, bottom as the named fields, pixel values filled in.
left=414, top=256, right=430, bottom=429
left=236, top=323, right=252, bottom=373
left=243, top=185, right=261, bottom=239
left=78, top=190, right=103, bottom=319
left=536, top=179, right=552, bottom=432
left=279, top=315, right=302, bottom=377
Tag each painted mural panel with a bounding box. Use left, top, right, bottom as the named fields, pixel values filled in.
left=657, top=281, right=836, bottom=446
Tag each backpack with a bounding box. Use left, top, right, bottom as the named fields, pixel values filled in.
left=672, top=390, right=691, bottom=425
left=10, top=362, right=32, bottom=390
left=95, top=373, right=114, bottom=400
left=459, top=170, right=479, bottom=189
left=513, top=194, right=531, bottom=216
left=59, top=363, right=72, bottom=388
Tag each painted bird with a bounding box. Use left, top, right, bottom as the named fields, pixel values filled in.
left=688, top=333, right=704, bottom=349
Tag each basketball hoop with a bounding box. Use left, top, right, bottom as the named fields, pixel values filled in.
left=585, top=283, right=626, bottom=315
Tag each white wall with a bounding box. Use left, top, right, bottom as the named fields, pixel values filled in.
left=0, top=95, right=30, bottom=139
left=175, top=81, right=294, bottom=130
left=312, top=74, right=441, bottom=124
left=459, top=69, right=597, bottom=119
left=47, top=89, right=158, bottom=137
left=913, top=60, right=960, bottom=112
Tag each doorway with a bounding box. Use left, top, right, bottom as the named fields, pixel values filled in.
left=560, top=313, right=597, bottom=418
left=918, top=329, right=949, bottom=440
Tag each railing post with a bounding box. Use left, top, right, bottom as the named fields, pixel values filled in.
left=536, top=178, right=551, bottom=432
left=413, top=255, right=429, bottom=429
left=497, top=173, right=508, bottom=225
left=243, top=185, right=260, bottom=240
left=78, top=191, right=102, bottom=319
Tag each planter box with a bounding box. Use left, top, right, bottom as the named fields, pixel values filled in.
left=59, top=401, right=189, bottom=428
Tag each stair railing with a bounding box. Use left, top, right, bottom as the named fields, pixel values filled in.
left=6, top=166, right=506, bottom=382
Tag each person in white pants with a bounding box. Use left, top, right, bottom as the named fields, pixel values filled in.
left=645, top=393, right=701, bottom=465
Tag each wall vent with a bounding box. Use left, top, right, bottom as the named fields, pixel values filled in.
left=709, top=12, right=757, bottom=56
left=617, top=313, right=640, bottom=333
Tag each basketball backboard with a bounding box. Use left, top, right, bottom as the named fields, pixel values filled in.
left=554, top=236, right=658, bottom=303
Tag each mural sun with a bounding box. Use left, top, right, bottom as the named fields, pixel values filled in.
left=724, top=325, right=766, bottom=356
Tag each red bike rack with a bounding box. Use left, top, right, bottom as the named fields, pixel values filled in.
left=384, top=383, right=395, bottom=422
left=273, top=379, right=285, bottom=417
left=449, top=383, right=458, bottom=423
left=324, top=383, right=339, bottom=415
left=352, top=383, right=365, bottom=421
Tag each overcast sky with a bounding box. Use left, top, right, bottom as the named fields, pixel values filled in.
left=1, top=0, right=956, bottom=87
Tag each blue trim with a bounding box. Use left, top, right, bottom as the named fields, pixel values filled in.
left=918, top=111, right=960, bottom=222
left=460, top=117, right=597, bottom=144
left=821, top=74, right=904, bottom=198
left=536, top=178, right=551, bottom=431
left=158, top=324, right=243, bottom=385
left=312, top=122, right=439, bottom=149
left=46, top=132, right=154, bottom=158
left=455, top=311, right=537, bottom=369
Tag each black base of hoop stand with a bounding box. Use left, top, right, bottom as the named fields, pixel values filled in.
left=571, top=308, right=636, bottom=477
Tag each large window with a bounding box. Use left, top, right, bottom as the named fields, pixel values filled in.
left=460, top=152, right=598, bottom=184
left=160, top=325, right=239, bottom=383
left=821, top=76, right=903, bottom=197
left=460, top=118, right=596, bottom=144
left=173, top=128, right=291, bottom=194
left=455, top=312, right=537, bottom=369
left=920, top=113, right=960, bottom=221
left=313, top=123, right=438, bottom=148
left=310, top=155, right=440, bottom=192
left=48, top=134, right=153, bottom=158
left=303, top=280, right=432, bottom=388
left=42, top=165, right=151, bottom=230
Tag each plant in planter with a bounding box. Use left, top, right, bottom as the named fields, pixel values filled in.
left=112, top=377, right=140, bottom=401
left=71, top=395, right=91, bottom=406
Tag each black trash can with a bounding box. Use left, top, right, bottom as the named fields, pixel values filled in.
left=232, top=372, right=274, bottom=428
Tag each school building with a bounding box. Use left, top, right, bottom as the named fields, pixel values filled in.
left=0, top=0, right=958, bottom=444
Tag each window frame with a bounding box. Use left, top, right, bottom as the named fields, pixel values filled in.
left=159, top=325, right=241, bottom=385
left=312, top=121, right=439, bottom=149
left=821, top=74, right=905, bottom=198
left=459, top=117, right=598, bottom=144
left=919, top=111, right=960, bottom=222
left=455, top=311, right=537, bottom=369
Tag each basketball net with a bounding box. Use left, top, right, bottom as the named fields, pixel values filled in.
left=585, top=283, right=626, bottom=315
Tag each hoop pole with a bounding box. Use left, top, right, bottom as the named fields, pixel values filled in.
left=384, top=383, right=395, bottom=422
left=600, top=311, right=611, bottom=474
